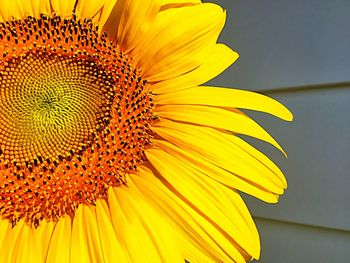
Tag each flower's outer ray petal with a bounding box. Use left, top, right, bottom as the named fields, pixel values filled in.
left=160, top=0, right=201, bottom=11
left=225, top=133, right=288, bottom=186
left=1, top=220, right=25, bottom=262
left=39, top=221, right=56, bottom=262
left=161, top=0, right=201, bottom=5
left=76, top=0, right=105, bottom=22
left=171, top=229, right=217, bottom=263
left=152, top=120, right=287, bottom=191
left=0, top=220, right=11, bottom=255
left=102, top=0, right=161, bottom=53
left=154, top=139, right=280, bottom=203
left=70, top=206, right=92, bottom=262
left=75, top=0, right=116, bottom=26
left=0, top=220, right=54, bottom=262
left=0, top=1, right=23, bottom=20
left=145, top=148, right=260, bottom=259
left=70, top=205, right=105, bottom=263
left=136, top=3, right=225, bottom=82
left=108, top=185, right=183, bottom=263
left=130, top=170, right=220, bottom=263
left=156, top=105, right=286, bottom=155
left=131, top=166, right=252, bottom=262
left=150, top=44, right=238, bottom=94
left=48, top=0, right=76, bottom=16
left=157, top=120, right=287, bottom=186
left=12, top=222, right=52, bottom=263
left=156, top=86, right=293, bottom=121
left=46, top=215, right=72, bottom=262
left=98, top=0, right=119, bottom=31
left=0, top=1, right=24, bottom=20
left=95, top=199, right=131, bottom=263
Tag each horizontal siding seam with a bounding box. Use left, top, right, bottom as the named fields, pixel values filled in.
left=256, top=81, right=350, bottom=94
left=254, top=215, right=350, bottom=234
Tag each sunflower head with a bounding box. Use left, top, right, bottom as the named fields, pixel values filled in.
left=0, top=12, right=156, bottom=227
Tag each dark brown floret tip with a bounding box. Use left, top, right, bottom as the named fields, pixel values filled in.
left=0, top=14, right=155, bottom=227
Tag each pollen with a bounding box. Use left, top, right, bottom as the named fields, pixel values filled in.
left=0, top=14, right=155, bottom=227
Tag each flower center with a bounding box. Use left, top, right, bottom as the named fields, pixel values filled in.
left=0, top=14, right=155, bottom=227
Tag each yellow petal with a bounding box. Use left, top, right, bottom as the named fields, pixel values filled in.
left=1, top=220, right=25, bottom=262
left=154, top=139, right=280, bottom=203
left=108, top=184, right=183, bottom=262
left=0, top=220, right=11, bottom=254
left=97, top=0, right=119, bottom=30
left=75, top=0, right=106, bottom=23
left=161, top=0, right=201, bottom=5
left=46, top=215, right=72, bottom=262
left=150, top=44, right=238, bottom=94
left=131, top=166, right=249, bottom=262
left=161, top=0, right=201, bottom=11
left=70, top=205, right=105, bottom=262
left=0, top=0, right=29, bottom=20
left=27, top=0, right=51, bottom=17
left=70, top=206, right=92, bottom=262
left=145, top=148, right=260, bottom=258
left=39, top=221, right=56, bottom=261
left=156, top=104, right=286, bottom=154
left=137, top=3, right=226, bottom=82
left=225, top=133, right=288, bottom=186
left=49, top=0, right=76, bottom=16
left=156, top=86, right=293, bottom=121
left=153, top=120, right=287, bottom=191
left=95, top=199, right=131, bottom=262
left=12, top=223, right=48, bottom=263
left=103, top=0, right=161, bottom=53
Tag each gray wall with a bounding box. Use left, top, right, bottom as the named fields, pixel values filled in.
left=206, top=1, right=350, bottom=262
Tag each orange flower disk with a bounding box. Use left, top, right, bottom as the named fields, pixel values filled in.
left=0, top=14, right=154, bottom=227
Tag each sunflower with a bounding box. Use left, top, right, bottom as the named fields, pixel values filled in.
left=0, top=0, right=292, bottom=262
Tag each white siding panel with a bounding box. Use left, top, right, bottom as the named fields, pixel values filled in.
left=252, top=217, right=350, bottom=263
left=242, top=87, right=350, bottom=231
left=206, top=0, right=350, bottom=90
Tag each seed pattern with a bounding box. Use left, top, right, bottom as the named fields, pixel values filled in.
left=0, top=14, right=155, bottom=227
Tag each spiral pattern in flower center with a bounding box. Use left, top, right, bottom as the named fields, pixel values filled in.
left=0, top=14, right=155, bottom=227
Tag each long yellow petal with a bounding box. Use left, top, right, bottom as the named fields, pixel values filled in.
left=150, top=44, right=238, bottom=94
left=97, top=0, right=119, bottom=30
left=219, top=129, right=288, bottom=186
left=70, top=206, right=92, bottom=262
left=70, top=205, right=105, bottom=262
left=39, top=221, right=56, bottom=262
left=103, top=0, right=161, bottom=53
left=145, top=148, right=260, bottom=259
left=108, top=185, right=183, bottom=262
left=154, top=139, right=281, bottom=203
left=131, top=166, right=249, bottom=262
left=45, top=215, right=71, bottom=262
left=137, top=3, right=226, bottom=82
left=95, top=199, right=131, bottom=263
left=160, top=0, right=201, bottom=11
left=75, top=0, right=107, bottom=24
left=153, top=120, right=286, bottom=190
left=156, top=104, right=286, bottom=154
left=12, top=225, right=39, bottom=263
left=0, top=220, right=11, bottom=257
left=1, top=220, right=25, bottom=262
left=28, top=0, right=51, bottom=17
left=0, top=0, right=27, bottom=20
left=161, top=0, right=201, bottom=5
left=156, top=86, right=293, bottom=121
left=49, top=0, right=76, bottom=16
